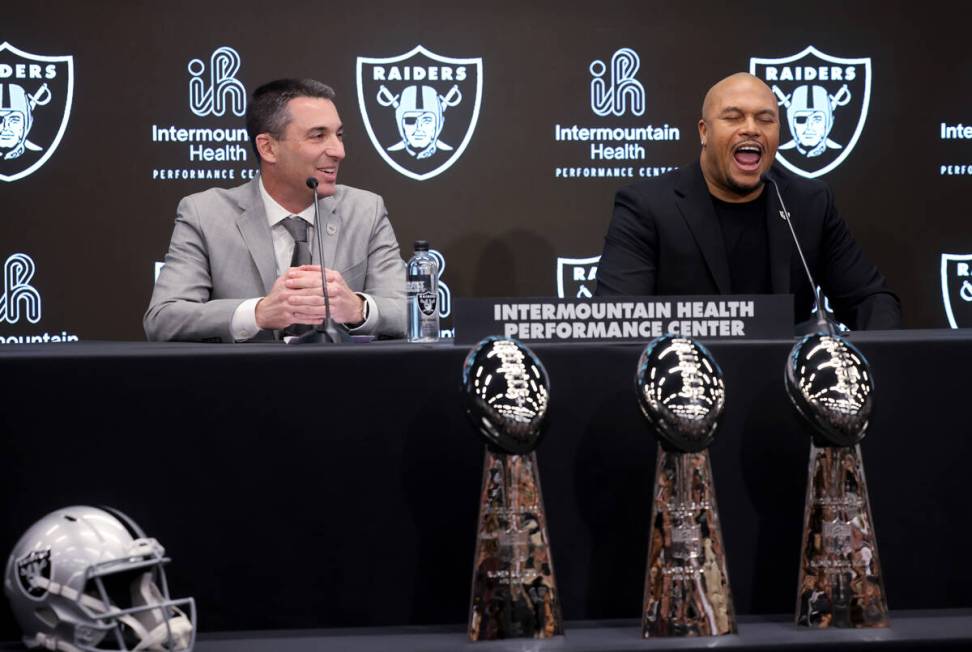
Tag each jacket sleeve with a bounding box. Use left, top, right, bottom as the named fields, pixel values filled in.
left=595, top=185, right=659, bottom=296
left=360, top=195, right=407, bottom=338
left=817, top=187, right=902, bottom=330
left=143, top=196, right=249, bottom=342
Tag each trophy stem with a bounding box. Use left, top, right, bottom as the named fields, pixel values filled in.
left=642, top=444, right=736, bottom=637
left=796, top=444, right=889, bottom=628
left=468, top=448, right=563, bottom=641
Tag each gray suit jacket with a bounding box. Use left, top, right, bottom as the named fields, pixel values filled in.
left=144, top=177, right=406, bottom=342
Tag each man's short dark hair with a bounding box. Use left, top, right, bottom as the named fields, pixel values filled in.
left=245, top=79, right=336, bottom=159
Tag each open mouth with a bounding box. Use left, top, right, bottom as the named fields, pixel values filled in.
left=732, top=143, right=762, bottom=171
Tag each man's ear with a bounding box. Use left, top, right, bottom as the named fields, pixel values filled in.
left=255, top=133, right=276, bottom=164
left=698, top=119, right=707, bottom=148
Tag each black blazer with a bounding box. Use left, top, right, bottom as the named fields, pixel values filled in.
left=595, top=161, right=901, bottom=330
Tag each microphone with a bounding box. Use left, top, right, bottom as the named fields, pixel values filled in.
left=761, top=172, right=832, bottom=335
left=287, top=177, right=351, bottom=344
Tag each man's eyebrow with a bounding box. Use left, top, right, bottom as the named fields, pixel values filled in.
left=718, top=106, right=777, bottom=117
left=305, top=124, right=343, bottom=135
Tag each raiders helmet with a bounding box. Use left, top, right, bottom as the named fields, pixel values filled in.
left=4, top=506, right=195, bottom=651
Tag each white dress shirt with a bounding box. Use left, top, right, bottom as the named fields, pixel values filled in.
left=230, top=178, right=376, bottom=340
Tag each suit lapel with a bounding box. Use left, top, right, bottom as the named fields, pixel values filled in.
left=674, top=163, right=731, bottom=294
left=236, top=178, right=276, bottom=294
left=316, top=192, right=340, bottom=271
left=765, top=170, right=793, bottom=294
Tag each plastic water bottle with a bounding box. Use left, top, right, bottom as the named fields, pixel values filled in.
left=407, top=240, right=440, bottom=342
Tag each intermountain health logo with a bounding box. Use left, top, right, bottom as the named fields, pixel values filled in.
left=188, top=46, right=246, bottom=118
left=0, top=252, right=79, bottom=343
left=151, top=45, right=253, bottom=182
left=590, top=48, right=645, bottom=117
left=0, top=42, right=73, bottom=182
left=357, top=45, right=483, bottom=181
left=554, top=48, right=679, bottom=181
left=429, top=248, right=451, bottom=318
left=750, top=46, right=871, bottom=179
left=0, top=252, right=40, bottom=323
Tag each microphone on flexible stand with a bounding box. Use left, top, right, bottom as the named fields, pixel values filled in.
left=287, top=177, right=352, bottom=344
left=761, top=172, right=832, bottom=336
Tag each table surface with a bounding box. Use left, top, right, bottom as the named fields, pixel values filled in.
left=3, top=610, right=967, bottom=652
left=1, top=330, right=969, bottom=636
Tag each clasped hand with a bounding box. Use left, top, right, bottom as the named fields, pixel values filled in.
left=255, top=265, right=363, bottom=330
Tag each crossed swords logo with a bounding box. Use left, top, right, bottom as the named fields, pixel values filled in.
left=375, top=84, right=462, bottom=159
left=2, top=82, right=52, bottom=160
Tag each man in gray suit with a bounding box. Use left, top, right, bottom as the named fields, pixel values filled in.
left=145, top=79, right=406, bottom=342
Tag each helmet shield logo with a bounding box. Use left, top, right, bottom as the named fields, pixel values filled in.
left=16, top=548, right=52, bottom=600
left=418, top=288, right=437, bottom=316
left=357, top=45, right=482, bottom=181
left=557, top=256, right=600, bottom=298
left=750, top=46, right=870, bottom=178
left=0, top=43, right=74, bottom=182
left=941, top=253, right=972, bottom=328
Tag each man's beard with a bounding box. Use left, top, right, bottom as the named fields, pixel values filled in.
left=724, top=174, right=761, bottom=198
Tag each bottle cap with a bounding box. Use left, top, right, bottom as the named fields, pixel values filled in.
left=414, top=240, right=430, bottom=252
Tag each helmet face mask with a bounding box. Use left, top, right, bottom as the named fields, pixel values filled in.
left=5, top=506, right=195, bottom=652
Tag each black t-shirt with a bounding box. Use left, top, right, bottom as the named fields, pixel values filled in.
left=710, top=192, right=772, bottom=294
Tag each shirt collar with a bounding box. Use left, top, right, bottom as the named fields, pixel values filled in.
left=258, top=176, right=316, bottom=227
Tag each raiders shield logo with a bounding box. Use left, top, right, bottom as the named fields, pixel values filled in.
left=941, top=253, right=972, bottom=328
left=16, top=548, right=52, bottom=600
left=0, top=43, right=74, bottom=182
left=557, top=256, right=600, bottom=299
left=750, top=46, right=871, bottom=179
left=418, top=288, right=437, bottom=316
left=357, top=45, right=482, bottom=181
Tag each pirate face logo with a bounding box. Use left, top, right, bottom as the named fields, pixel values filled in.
left=557, top=256, right=600, bottom=299
left=357, top=45, right=482, bottom=181
left=16, top=548, right=52, bottom=600
left=418, top=288, right=437, bottom=316
left=388, top=84, right=456, bottom=159
left=750, top=46, right=870, bottom=178
left=941, top=253, right=972, bottom=328
left=0, top=43, right=74, bottom=182
left=784, top=84, right=850, bottom=157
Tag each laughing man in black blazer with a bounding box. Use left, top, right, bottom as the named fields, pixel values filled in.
left=595, top=73, right=901, bottom=331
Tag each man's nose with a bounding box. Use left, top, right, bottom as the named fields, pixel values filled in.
left=326, top=138, right=346, bottom=160
left=740, top=115, right=760, bottom=134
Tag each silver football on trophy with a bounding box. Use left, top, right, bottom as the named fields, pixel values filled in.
left=785, top=333, right=873, bottom=447
left=635, top=334, right=726, bottom=453
left=462, top=337, right=551, bottom=455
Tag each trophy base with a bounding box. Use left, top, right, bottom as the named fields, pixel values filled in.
left=796, top=444, right=889, bottom=628
left=468, top=449, right=564, bottom=641
left=642, top=445, right=736, bottom=637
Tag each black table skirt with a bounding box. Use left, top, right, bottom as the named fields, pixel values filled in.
left=1, top=330, right=969, bottom=636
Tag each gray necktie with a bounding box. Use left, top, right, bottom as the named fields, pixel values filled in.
left=281, top=216, right=313, bottom=337
left=282, top=216, right=312, bottom=267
